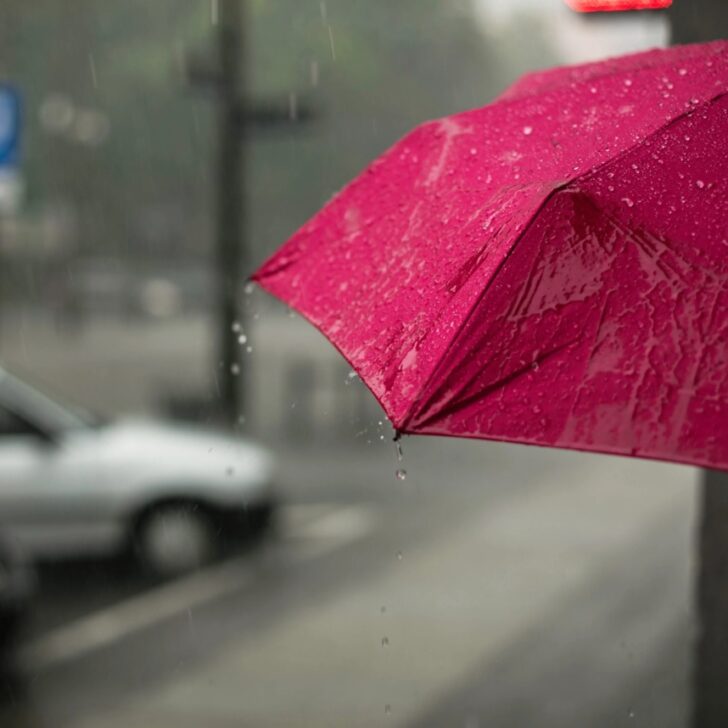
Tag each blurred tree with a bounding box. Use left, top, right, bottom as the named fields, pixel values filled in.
left=0, top=0, right=542, bottom=273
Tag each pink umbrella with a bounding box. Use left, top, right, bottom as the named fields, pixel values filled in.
left=253, top=40, right=728, bottom=471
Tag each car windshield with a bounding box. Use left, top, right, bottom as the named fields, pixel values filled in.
left=0, top=372, right=97, bottom=432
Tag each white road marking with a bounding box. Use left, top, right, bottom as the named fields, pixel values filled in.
left=19, top=503, right=376, bottom=672
left=285, top=504, right=377, bottom=543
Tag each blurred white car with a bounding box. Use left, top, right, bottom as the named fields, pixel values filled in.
left=0, top=368, right=276, bottom=576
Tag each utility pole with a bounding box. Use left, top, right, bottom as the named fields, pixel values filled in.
left=188, top=0, right=316, bottom=429
left=669, top=5, right=728, bottom=728
left=215, top=0, right=245, bottom=429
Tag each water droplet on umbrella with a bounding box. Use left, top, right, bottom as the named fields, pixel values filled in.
left=522, top=126, right=533, bottom=136
left=622, top=197, right=634, bottom=208
left=624, top=78, right=633, bottom=87
left=696, top=180, right=705, bottom=189
left=678, top=68, right=687, bottom=76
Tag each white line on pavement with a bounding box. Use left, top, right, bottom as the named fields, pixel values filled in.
left=19, top=503, right=376, bottom=672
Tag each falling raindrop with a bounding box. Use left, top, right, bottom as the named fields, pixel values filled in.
left=238, top=334, right=247, bottom=344
left=288, top=92, right=298, bottom=121
left=384, top=705, right=391, bottom=715
left=381, top=636, right=389, bottom=647
left=231, top=320, right=241, bottom=333
left=327, top=25, right=336, bottom=61
left=246, top=346, right=253, bottom=353
left=396, top=550, right=403, bottom=561
left=230, top=363, right=240, bottom=375
left=380, top=605, right=387, bottom=614
left=395, top=468, right=407, bottom=481
left=88, top=53, right=98, bottom=88
left=244, top=281, right=254, bottom=295
left=226, top=466, right=234, bottom=476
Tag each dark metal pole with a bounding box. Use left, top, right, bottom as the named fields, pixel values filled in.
left=693, top=470, right=728, bottom=727
left=668, top=3, right=728, bottom=726
left=215, top=0, right=245, bottom=429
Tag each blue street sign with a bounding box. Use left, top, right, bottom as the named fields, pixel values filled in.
left=0, top=85, right=21, bottom=169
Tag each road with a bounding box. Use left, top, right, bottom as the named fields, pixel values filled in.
left=0, top=436, right=698, bottom=728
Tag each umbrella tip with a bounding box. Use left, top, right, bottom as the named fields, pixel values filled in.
left=393, top=429, right=402, bottom=442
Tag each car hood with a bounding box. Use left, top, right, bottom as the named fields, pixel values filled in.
left=67, top=418, right=274, bottom=486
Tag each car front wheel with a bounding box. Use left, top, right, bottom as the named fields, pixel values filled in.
left=133, top=502, right=218, bottom=578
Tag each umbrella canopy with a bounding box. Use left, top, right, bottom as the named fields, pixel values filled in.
left=253, top=40, right=728, bottom=471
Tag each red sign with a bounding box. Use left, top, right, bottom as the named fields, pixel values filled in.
left=565, top=0, right=672, bottom=11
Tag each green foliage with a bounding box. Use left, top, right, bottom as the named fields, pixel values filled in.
left=0, top=0, right=546, bottom=266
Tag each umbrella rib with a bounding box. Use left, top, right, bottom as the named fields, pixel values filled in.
left=411, top=337, right=582, bottom=432
left=571, top=89, right=728, bottom=190
left=400, top=90, right=728, bottom=434
left=397, top=185, right=566, bottom=434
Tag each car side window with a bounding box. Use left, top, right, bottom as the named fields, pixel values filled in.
left=0, top=405, right=37, bottom=438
